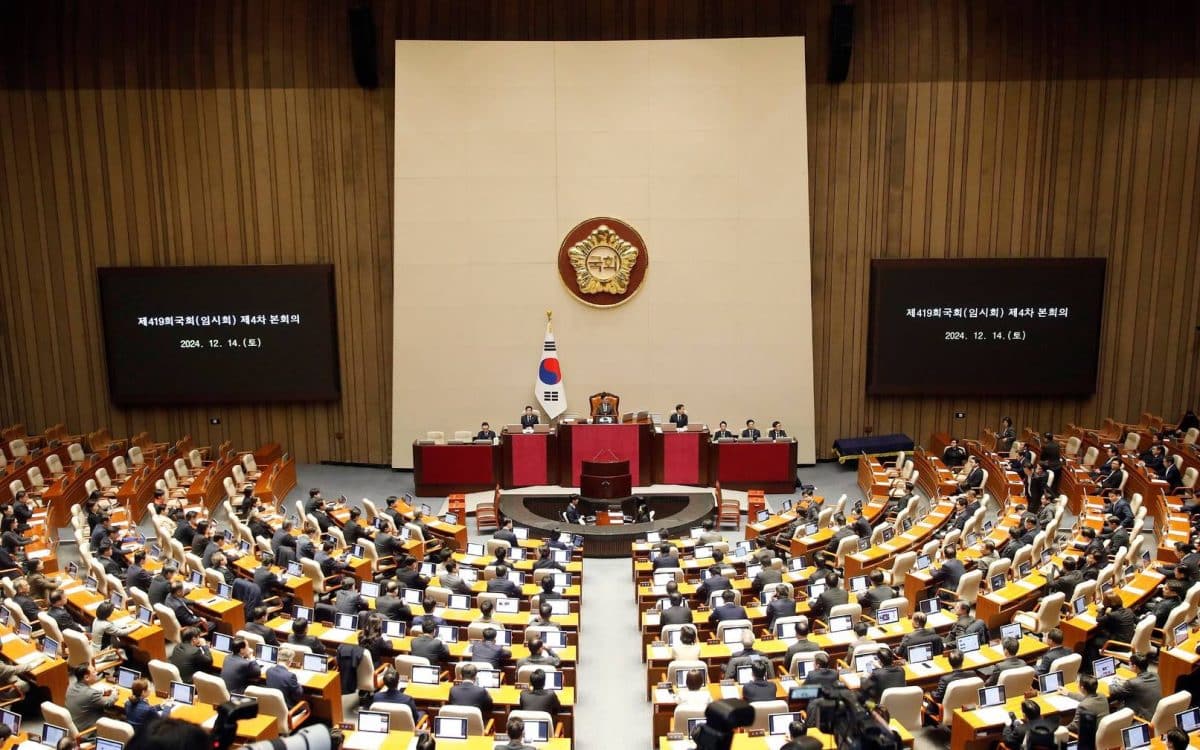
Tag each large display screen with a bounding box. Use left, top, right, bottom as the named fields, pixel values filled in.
left=866, top=258, right=1106, bottom=396
left=97, top=265, right=340, bottom=405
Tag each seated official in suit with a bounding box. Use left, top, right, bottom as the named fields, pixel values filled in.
left=1035, top=628, right=1073, bottom=675
left=220, top=638, right=263, bottom=696
left=265, top=647, right=305, bottom=707
left=710, top=591, right=748, bottom=625
left=471, top=627, right=511, bottom=669
left=768, top=421, right=788, bottom=439
left=784, top=620, right=822, bottom=665
left=1107, top=652, right=1160, bottom=720
left=374, top=668, right=423, bottom=720
left=564, top=496, right=584, bottom=525
left=669, top=404, right=689, bottom=428
left=1002, top=700, right=1059, bottom=749
left=862, top=647, right=906, bottom=704
left=661, top=592, right=693, bottom=625
left=476, top=422, right=496, bottom=441
left=944, top=601, right=987, bottom=647
left=448, top=664, right=494, bottom=716
left=929, top=545, right=966, bottom=596
left=898, top=612, right=942, bottom=659
left=924, top=648, right=980, bottom=718
left=983, top=637, right=1025, bottom=686
left=518, top=668, right=561, bottom=716
left=858, top=570, right=897, bottom=615
left=67, top=664, right=119, bottom=730
left=520, top=406, right=539, bottom=429
left=742, top=419, right=761, bottom=440
left=956, top=456, right=985, bottom=493
left=595, top=398, right=615, bottom=421
left=1065, top=675, right=1110, bottom=733
left=766, top=583, right=798, bottom=628
left=802, top=653, right=840, bottom=688
left=741, top=659, right=779, bottom=702
left=712, top=421, right=735, bottom=440
left=942, top=439, right=967, bottom=468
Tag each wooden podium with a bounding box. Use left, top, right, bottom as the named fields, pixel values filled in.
left=580, top=457, right=632, bottom=500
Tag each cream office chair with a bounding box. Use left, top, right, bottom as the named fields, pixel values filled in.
left=245, top=685, right=311, bottom=736
left=880, top=686, right=923, bottom=731
left=371, top=702, right=418, bottom=732
left=434, top=705, right=491, bottom=736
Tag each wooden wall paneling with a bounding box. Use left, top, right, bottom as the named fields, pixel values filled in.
left=0, top=1, right=1198, bottom=464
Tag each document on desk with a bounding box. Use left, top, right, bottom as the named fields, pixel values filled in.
left=1042, top=693, right=1079, bottom=712
left=973, top=707, right=1012, bottom=726
left=1014, top=580, right=1039, bottom=591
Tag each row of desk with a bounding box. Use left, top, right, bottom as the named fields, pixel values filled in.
left=413, top=425, right=798, bottom=495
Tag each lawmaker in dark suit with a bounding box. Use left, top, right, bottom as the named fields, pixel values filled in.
left=929, top=547, right=966, bottom=595
left=660, top=593, right=693, bottom=625
left=741, top=660, right=778, bottom=702
left=984, top=637, right=1026, bottom=686
left=487, top=566, right=522, bottom=598
left=801, top=653, right=840, bottom=688
left=768, top=421, right=788, bottom=439
left=518, top=668, right=561, bottom=715
left=696, top=565, right=733, bottom=603
left=861, top=648, right=906, bottom=703
left=220, top=638, right=263, bottom=696
left=1034, top=629, right=1073, bottom=675
left=712, top=421, right=735, bottom=440
left=376, top=582, right=413, bottom=623
left=245, top=606, right=281, bottom=646
left=169, top=627, right=214, bottom=683
left=410, top=617, right=451, bottom=665
left=520, top=406, right=540, bottom=429
left=125, top=551, right=152, bottom=592
left=765, top=587, right=797, bottom=628
left=930, top=648, right=980, bottom=704
left=288, top=618, right=327, bottom=655
left=741, top=420, right=761, bottom=440
left=476, top=423, right=496, bottom=441
left=266, top=648, right=305, bottom=706
left=709, top=592, right=749, bottom=625
left=448, top=664, right=494, bottom=715
left=470, top=628, right=511, bottom=669
left=374, top=668, right=423, bottom=719
left=669, top=405, right=689, bottom=428
left=1163, top=461, right=1184, bottom=490
left=808, top=573, right=849, bottom=622
left=857, top=571, right=897, bottom=615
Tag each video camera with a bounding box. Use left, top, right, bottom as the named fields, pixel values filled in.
left=212, top=698, right=334, bottom=750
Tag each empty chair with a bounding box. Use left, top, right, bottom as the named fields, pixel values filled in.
left=195, top=672, right=232, bottom=705
left=888, top=552, right=917, bottom=587
left=128, top=446, right=145, bottom=466
left=996, top=665, right=1036, bottom=696
left=393, top=655, right=432, bottom=682
left=834, top=534, right=860, bottom=568
left=371, top=702, right=417, bottom=732
left=95, top=718, right=135, bottom=743
left=8, top=439, right=28, bottom=458
left=46, top=454, right=65, bottom=476
left=63, top=629, right=124, bottom=672
left=245, top=685, right=311, bottom=736
left=434, top=705, right=491, bottom=736
left=453, top=430, right=473, bottom=442
left=148, top=660, right=182, bottom=697
left=1049, top=653, right=1082, bottom=684
left=153, top=604, right=182, bottom=646
left=41, top=702, right=88, bottom=737
left=1150, top=691, right=1191, bottom=736
left=748, top=700, right=789, bottom=731
left=880, top=686, right=923, bottom=731
left=1093, top=708, right=1135, bottom=750
left=1013, top=592, right=1065, bottom=634
left=111, top=456, right=129, bottom=478
left=188, top=449, right=205, bottom=471
left=425, top=431, right=446, bottom=444
left=672, top=704, right=707, bottom=733
left=931, top=676, right=984, bottom=728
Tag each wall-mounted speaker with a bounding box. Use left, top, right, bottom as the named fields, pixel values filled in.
left=348, top=2, right=379, bottom=90
left=828, top=1, right=854, bottom=84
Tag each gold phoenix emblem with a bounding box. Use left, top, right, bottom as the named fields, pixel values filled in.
left=566, top=225, right=640, bottom=295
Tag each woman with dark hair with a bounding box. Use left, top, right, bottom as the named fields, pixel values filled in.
left=125, top=678, right=169, bottom=728
left=359, top=612, right=392, bottom=666
left=0, top=516, right=36, bottom=558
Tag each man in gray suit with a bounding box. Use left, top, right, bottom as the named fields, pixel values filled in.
left=66, top=664, right=118, bottom=730
left=984, top=637, right=1026, bottom=686
left=750, top=551, right=783, bottom=597
left=1066, top=674, right=1111, bottom=733
left=439, top=559, right=474, bottom=596
left=410, top=616, right=451, bottom=666
left=1107, top=652, right=1160, bottom=720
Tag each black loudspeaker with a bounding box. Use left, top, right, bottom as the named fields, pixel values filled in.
left=828, top=1, right=854, bottom=84
left=348, top=2, right=379, bottom=90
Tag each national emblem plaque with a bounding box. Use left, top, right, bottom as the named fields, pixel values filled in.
left=557, top=217, right=648, bottom=307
